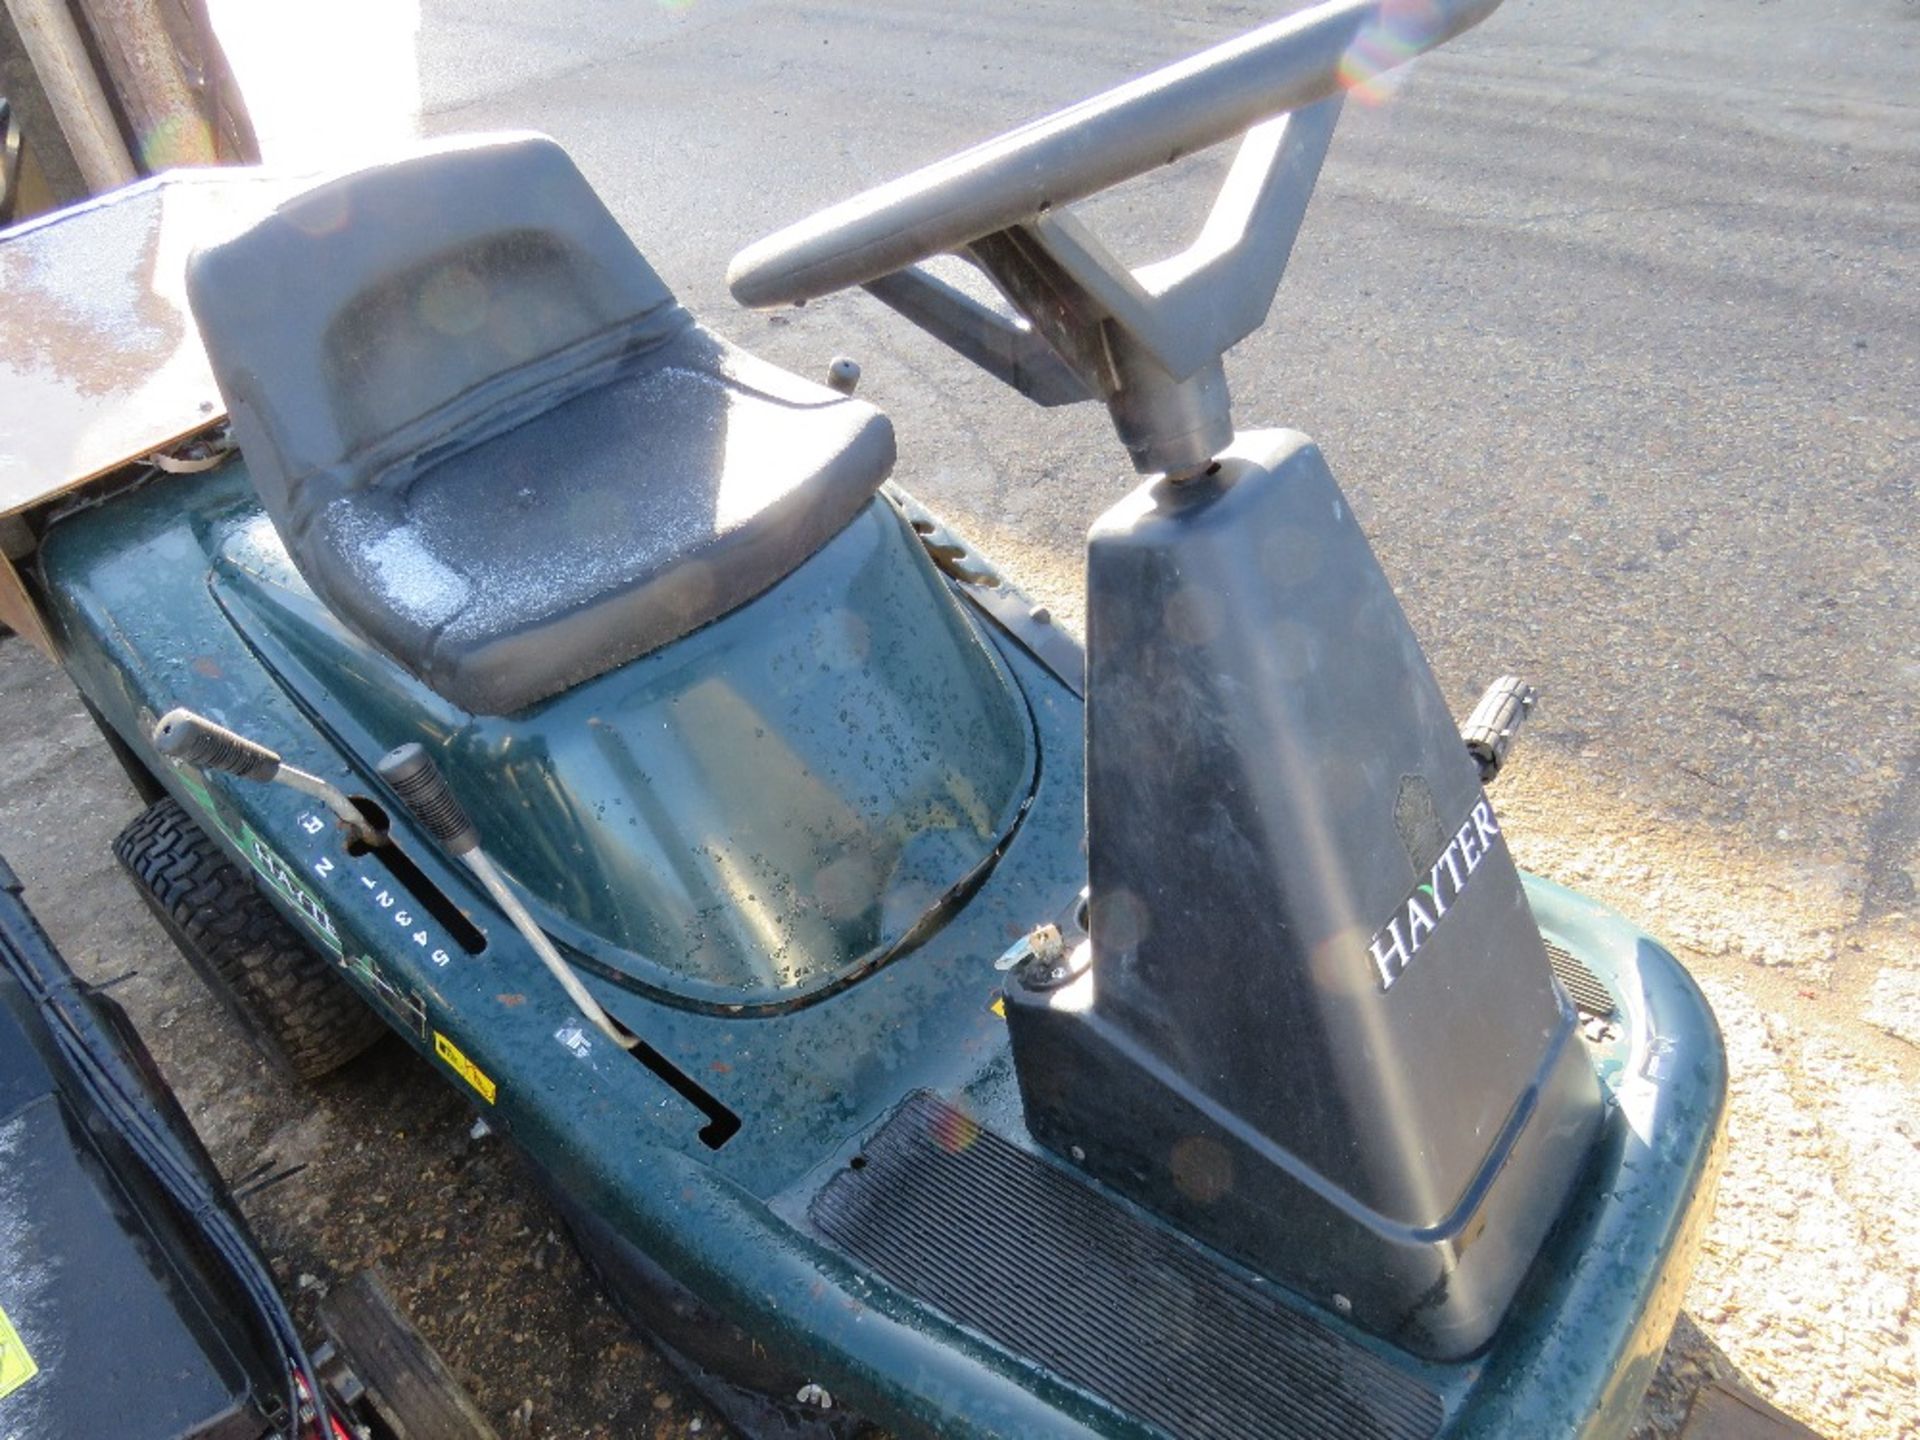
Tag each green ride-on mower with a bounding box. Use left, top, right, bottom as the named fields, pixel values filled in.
left=3, top=1, right=1725, bottom=1436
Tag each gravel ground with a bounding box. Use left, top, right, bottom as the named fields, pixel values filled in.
left=3, top=0, right=1916, bottom=1437
left=1496, top=769, right=1920, bottom=1438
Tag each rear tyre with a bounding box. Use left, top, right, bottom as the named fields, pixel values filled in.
left=114, top=797, right=384, bottom=1081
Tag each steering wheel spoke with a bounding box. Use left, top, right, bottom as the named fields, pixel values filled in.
left=1117, top=96, right=1343, bottom=377
left=861, top=259, right=1097, bottom=409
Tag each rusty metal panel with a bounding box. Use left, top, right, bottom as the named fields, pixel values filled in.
left=0, top=167, right=310, bottom=517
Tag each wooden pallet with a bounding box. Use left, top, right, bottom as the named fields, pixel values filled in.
left=318, top=1269, right=501, bottom=1440
left=1680, top=1380, right=1826, bottom=1440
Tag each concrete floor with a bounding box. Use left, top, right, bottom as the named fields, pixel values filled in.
left=0, top=0, right=1914, bottom=1435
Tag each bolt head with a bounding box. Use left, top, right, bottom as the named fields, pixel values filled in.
left=825, top=356, right=862, bottom=395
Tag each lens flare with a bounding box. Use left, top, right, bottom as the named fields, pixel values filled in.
left=929, top=1104, right=982, bottom=1155
left=137, top=113, right=216, bottom=170
left=1337, top=0, right=1445, bottom=106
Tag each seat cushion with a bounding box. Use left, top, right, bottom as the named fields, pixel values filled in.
left=311, top=325, right=894, bottom=714
left=186, top=134, right=894, bottom=714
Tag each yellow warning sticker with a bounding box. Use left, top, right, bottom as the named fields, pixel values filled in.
left=433, top=1030, right=497, bottom=1105
left=0, top=1299, right=38, bottom=1400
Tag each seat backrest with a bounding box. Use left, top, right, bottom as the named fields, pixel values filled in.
left=186, top=134, right=688, bottom=543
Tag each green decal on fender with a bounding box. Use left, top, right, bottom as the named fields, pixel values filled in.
left=342, top=953, right=428, bottom=1039
left=238, top=822, right=342, bottom=954
left=171, top=762, right=218, bottom=818
left=162, top=764, right=339, bottom=952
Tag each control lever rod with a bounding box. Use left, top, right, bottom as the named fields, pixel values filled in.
left=153, top=708, right=383, bottom=849
left=377, top=744, right=636, bottom=1051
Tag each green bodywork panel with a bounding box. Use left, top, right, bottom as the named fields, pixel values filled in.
left=209, top=502, right=1037, bottom=1009
left=37, top=461, right=1725, bottom=1440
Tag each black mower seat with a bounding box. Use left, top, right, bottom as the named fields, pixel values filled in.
left=186, top=134, right=894, bottom=715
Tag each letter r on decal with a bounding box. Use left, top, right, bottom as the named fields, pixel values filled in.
left=1473, top=800, right=1501, bottom=846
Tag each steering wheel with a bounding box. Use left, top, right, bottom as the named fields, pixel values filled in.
left=729, top=0, right=1500, bottom=477
left=727, top=0, right=1499, bottom=310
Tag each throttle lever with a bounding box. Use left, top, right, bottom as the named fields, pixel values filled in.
left=377, top=744, right=635, bottom=1051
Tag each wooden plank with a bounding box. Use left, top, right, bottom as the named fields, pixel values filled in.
left=318, top=1269, right=502, bottom=1440
left=0, top=166, right=312, bottom=519
left=0, top=554, right=54, bottom=654
left=1, top=0, right=136, bottom=191
left=148, top=0, right=260, bottom=165
left=1681, top=1380, right=1827, bottom=1440
left=73, top=0, right=222, bottom=171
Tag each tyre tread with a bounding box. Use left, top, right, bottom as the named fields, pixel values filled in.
left=114, top=798, right=383, bottom=1081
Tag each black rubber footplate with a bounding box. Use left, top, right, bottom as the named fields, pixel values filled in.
left=1545, top=938, right=1617, bottom=1020
left=810, top=1093, right=1444, bottom=1440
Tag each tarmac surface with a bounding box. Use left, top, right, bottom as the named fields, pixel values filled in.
left=1, top=0, right=1915, bottom=1436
